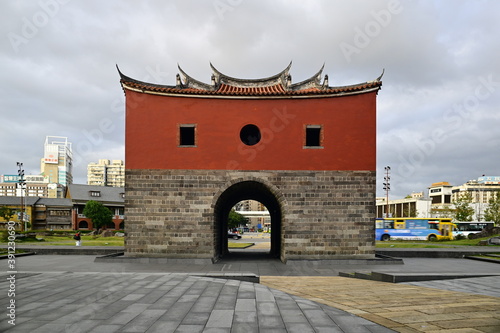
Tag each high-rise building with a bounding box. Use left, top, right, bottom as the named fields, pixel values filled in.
left=87, top=159, right=125, bottom=187
left=40, top=136, right=73, bottom=187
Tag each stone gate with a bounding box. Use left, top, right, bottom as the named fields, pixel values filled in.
left=119, top=63, right=382, bottom=262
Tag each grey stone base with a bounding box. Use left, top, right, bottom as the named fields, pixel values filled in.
left=339, top=271, right=500, bottom=283
left=125, top=169, right=377, bottom=261
left=286, top=257, right=404, bottom=266
left=94, top=252, right=214, bottom=265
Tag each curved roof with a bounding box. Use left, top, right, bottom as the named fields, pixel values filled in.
left=118, top=63, right=382, bottom=99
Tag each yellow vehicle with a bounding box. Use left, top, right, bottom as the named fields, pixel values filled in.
left=376, top=218, right=455, bottom=241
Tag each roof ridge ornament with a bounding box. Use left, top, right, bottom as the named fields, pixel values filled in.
left=322, top=75, right=329, bottom=88
left=289, top=63, right=325, bottom=91
left=208, top=61, right=293, bottom=88
left=375, top=68, right=385, bottom=82
left=177, top=64, right=214, bottom=90
left=117, top=63, right=383, bottom=98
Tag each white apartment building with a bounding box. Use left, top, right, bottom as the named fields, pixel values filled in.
left=87, top=159, right=125, bottom=187
left=428, top=176, right=500, bottom=220
left=234, top=199, right=270, bottom=229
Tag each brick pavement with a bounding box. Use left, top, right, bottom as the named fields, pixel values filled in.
left=1, top=253, right=500, bottom=332
left=0, top=272, right=394, bottom=333
left=260, top=276, right=500, bottom=332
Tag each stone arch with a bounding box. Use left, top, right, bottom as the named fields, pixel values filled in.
left=212, top=177, right=287, bottom=262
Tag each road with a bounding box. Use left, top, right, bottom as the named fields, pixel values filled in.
left=230, top=232, right=270, bottom=251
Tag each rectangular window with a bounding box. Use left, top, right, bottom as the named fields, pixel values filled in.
left=304, top=125, right=322, bottom=148
left=179, top=124, right=196, bottom=147
left=90, top=191, right=101, bottom=197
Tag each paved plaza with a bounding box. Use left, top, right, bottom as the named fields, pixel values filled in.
left=0, top=250, right=499, bottom=332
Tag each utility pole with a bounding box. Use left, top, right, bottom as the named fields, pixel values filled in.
left=17, top=162, right=26, bottom=231
left=383, top=166, right=391, bottom=218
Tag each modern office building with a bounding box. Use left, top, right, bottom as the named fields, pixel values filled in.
left=376, top=192, right=431, bottom=218
left=87, top=159, right=125, bottom=187
left=40, top=136, right=73, bottom=187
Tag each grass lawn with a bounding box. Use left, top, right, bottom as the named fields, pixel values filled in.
left=3, top=232, right=499, bottom=249
left=376, top=235, right=500, bottom=248
left=228, top=242, right=254, bottom=249
left=0, top=249, right=27, bottom=254
left=5, top=237, right=253, bottom=248
left=4, top=235, right=125, bottom=246
left=473, top=255, right=500, bottom=260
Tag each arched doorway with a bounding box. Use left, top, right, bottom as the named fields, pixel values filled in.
left=78, top=220, right=89, bottom=229
left=213, top=180, right=284, bottom=261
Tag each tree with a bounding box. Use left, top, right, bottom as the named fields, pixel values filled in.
left=228, top=209, right=247, bottom=230
left=453, top=192, right=474, bottom=222
left=83, top=200, right=113, bottom=232
left=431, top=206, right=454, bottom=219
left=484, top=191, right=500, bottom=226
left=0, top=206, right=15, bottom=225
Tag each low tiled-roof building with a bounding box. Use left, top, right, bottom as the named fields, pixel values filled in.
left=0, top=196, right=38, bottom=230
left=0, top=196, right=72, bottom=230
left=34, top=198, right=73, bottom=230
left=66, top=184, right=125, bottom=230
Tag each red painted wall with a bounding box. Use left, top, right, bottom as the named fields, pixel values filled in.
left=125, top=91, right=377, bottom=171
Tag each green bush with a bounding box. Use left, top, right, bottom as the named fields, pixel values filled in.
left=0, top=230, right=8, bottom=242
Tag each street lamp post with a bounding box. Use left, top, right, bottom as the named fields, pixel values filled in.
left=383, top=166, right=391, bottom=218
left=17, top=162, right=26, bottom=231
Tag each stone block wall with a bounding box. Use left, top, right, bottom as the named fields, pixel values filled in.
left=125, top=169, right=376, bottom=261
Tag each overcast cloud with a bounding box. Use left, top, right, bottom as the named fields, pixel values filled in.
left=1, top=0, right=499, bottom=199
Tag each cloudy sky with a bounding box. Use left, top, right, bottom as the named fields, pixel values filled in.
left=1, top=0, right=499, bottom=199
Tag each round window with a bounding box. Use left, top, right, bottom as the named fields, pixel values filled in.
left=240, top=124, right=261, bottom=146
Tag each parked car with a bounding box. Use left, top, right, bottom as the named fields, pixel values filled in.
left=228, top=232, right=241, bottom=240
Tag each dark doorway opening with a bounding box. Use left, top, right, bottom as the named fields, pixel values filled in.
left=214, top=181, right=282, bottom=261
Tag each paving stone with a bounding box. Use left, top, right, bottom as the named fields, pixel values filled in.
left=161, top=302, right=195, bottom=321
left=205, top=309, right=234, bottom=328
left=189, top=296, right=217, bottom=313
left=88, top=324, right=123, bottom=333
left=174, top=324, right=204, bottom=333
left=201, top=328, right=230, bottom=333
left=233, top=311, right=257, bottom=323
left=120, top=309, right=167, bottom=332
left=180, top=312, right=210, bottom=325
left=257, top=301, right=280, bottom=316
left=213, top=294, right=237, bottom=310
left=283, top=323, right=318, bottom=333
left=230, top=323, right=259, bottom=333
left=279, top=309, right=309, bottom=323
left=235, top=298, right=256, bottom=311
left=148, top=296, right=180, bottom=310
left=258, top=315, right=286, bottom=329
left=314, top=327, right=344, bottom=333
left=143, top=320, right=180, bottom=333
left=303, top=309, right=336, bottom=326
